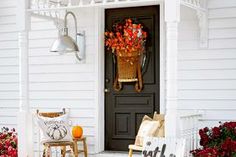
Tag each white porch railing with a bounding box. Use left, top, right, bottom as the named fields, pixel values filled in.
left=179, top=112, right=203, bottom=157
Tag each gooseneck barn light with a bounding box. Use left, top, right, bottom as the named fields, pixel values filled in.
left=50, top=11, right=85, bottom=61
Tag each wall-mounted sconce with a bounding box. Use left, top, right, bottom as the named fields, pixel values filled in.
left=50, top=11, right=85, bottom=61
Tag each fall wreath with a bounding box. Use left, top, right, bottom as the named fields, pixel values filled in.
left=105, top=18, right=147, bottom=92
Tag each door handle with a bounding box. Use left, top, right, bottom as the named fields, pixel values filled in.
left=104, top=88, right=110, bottom=93
left=105, top=78, right=110, bottom=83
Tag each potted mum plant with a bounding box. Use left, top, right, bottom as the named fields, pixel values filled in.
left=105, top=18, right=147, bottom=92
left=0, top=127, right=18, bottom=157
left=191, top=122, right=236, bottom=157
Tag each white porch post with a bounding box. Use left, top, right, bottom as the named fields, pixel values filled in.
left=17, top=0, right=34, bottom=156
left=164, top=0, right=180, bottom=137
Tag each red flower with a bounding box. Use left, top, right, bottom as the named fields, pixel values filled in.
left=203, top=127, right=209, bottom=133
left=0, top=127, right=18, bottom=157
left=223, top=122, right=236, bottom=131
left=200, top=135, right=209, bottom=147
left=142, top=32, right=147, bottom=38
left=212, top=127, right=221, bottom=138
left=199, top=129, right=205, bottom=136
left=191, top=121, right=236, bottom=157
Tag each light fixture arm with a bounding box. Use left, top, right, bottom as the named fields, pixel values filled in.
left=64, top=11, right=82, bottom=61
left=64, top=11, right=78, bottom=43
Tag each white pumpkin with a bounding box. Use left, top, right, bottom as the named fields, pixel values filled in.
left=46, top=124, right=67, bottom=140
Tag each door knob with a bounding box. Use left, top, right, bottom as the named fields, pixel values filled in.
left=104, top=88, right=110, bottom=93
left=105, top=78, right=110, bottom=83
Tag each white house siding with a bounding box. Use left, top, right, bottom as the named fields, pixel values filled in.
left=0, top=0, right=97, bottom=154
left=0, top=0, right=19, bottom=130
left=29, top=9, right=97, bottom=155
left=178, top=0, right=236, bottom=128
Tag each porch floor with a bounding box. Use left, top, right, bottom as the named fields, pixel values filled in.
left=91, top=151, right=141, bottom=157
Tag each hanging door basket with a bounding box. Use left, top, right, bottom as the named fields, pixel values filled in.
left=113, top=51, right=143, bottom=92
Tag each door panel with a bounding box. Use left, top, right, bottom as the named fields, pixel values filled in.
left=105, top=5, right=160, bottom=151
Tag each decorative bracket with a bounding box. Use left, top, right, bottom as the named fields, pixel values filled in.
left=181, top=0, right=208, bottom=48
left=197, top=10, right=208, bottom=48
left=30, top=1, right=66, bottom=29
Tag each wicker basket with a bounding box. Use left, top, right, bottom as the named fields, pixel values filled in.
left=116, top=51, right=140, bottom=82
left=113, top=51, right=143, bottom=92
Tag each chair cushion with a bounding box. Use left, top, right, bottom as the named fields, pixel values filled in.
left=134, top=115, right=160, bottom=146
left=36, top=113, right=72, bottom=143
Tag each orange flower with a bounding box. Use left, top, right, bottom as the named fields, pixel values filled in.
left=137, top=24, right=141, bottom=29
left=109, top=32, right=114, bottom=37
left=142, top=32, right=147, bottom=38
left=127, top=19, right=132, bottom=23
left=105, top=18, right=147, bottom=56
left=116, top=32, right=121, bottom=37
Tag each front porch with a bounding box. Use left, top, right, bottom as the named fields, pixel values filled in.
left=17, top=1, right=207, bottom=155
left=0, top=0, right=235, bottom=156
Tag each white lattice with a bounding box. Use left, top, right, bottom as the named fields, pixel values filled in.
left=30, top=0, right=66, bottom=29
left=181, top=0, right=201, bottom=7
left=29, top=0, right=164, bottom=12
left=31, top=0, right=69, bottom=9
left=180, top=0, right=206, bottom=11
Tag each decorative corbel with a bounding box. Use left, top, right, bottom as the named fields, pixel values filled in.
left=181, top=0, right=208, bottom=48
left=197, top=10, right=208, bottom=48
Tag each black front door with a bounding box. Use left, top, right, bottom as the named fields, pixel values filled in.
left=105, top=5, right=160, bottom=151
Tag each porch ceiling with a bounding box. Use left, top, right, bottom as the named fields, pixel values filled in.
left=28, top=0, right=206, bottom=12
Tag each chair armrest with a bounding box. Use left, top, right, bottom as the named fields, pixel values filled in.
left=128, top=144, right=143, bottom=151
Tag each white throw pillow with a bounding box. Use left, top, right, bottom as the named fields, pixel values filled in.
left=135, top=115, right=160, bottom=146
left=36, top=113, right=72, bottom=143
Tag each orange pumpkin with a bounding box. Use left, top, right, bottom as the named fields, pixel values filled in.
left=72, top=126, right=83, bottom=138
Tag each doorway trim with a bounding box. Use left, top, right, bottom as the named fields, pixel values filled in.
left=94, top=1, right=165, bottom=153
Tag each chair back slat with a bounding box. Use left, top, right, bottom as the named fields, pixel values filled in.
left=36, top=108, right=66, bottom=118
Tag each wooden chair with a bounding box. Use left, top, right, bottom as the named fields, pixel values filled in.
left=128, top=112, right=165, bottom=157
left=36, top=108, right=78, bottom=157
left=73, top=137, right=88, bottom=157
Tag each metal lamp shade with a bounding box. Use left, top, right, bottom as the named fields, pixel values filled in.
left=50, top=35, right=79, bottom=54
left=50, top=11, right=84, bottom=61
